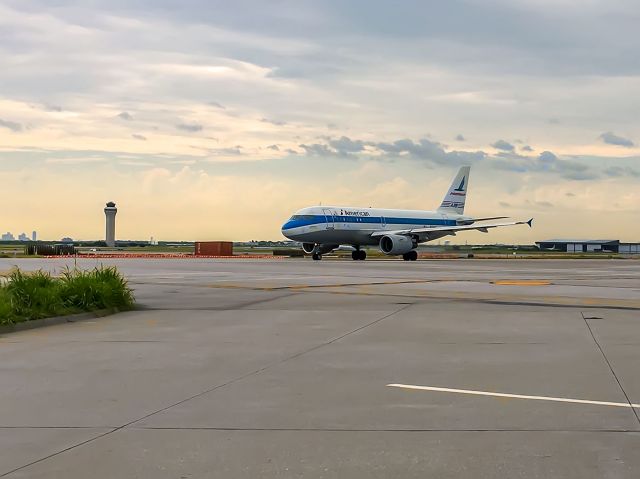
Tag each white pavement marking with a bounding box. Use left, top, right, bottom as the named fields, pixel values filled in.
left=387, top=384, right=640, bottom=408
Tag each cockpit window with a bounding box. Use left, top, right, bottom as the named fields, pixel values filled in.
left=289, top=215, right=315, bottom=221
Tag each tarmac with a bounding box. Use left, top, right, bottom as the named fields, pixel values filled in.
left=0, top=257, right=639, bottom=478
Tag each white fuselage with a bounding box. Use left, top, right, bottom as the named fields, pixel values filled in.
left=281, top=205, right=468, bottom=246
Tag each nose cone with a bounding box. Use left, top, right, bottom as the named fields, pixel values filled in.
left=281, top=220, right=294, bottom=237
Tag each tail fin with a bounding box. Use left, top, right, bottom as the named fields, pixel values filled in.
left=438, top=166, right=470, bottom=215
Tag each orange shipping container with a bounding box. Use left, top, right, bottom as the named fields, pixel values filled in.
left=194, top=241, right=233, bottom=256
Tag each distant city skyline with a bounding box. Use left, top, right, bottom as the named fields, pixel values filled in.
left=1, top=231, right=37, bottom=241
left=0, top=1, right=638, bottom=242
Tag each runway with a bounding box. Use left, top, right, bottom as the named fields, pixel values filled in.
left=1, top=258, right=639, bottom=477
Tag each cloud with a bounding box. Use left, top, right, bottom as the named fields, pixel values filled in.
left=176, top=123, right=203, bottom=132
left=491, top=139, right=515, bottom=151
left=492, top=150, right=597, bottom=180
left=216, top=147, right=242, bottom=155
left=538, top=151, right=557, bottom=164
left=375, top=138, right=486, bottom=165
left=260, top=118, right=286, bottom=126
left=299, top=136, right=485, bottom=165
left=329, top=136, right=366, bottom=155
left=603, top=166, right=640, bottom=178
left=521, top=145, right=534, bottom=152
left=455, top=134, right=465, bottom=141
left=44, top=157, right=106, bottom=164
left=132, top=134, right=147, bottom=141
left=117, top=112, right=133, bottom=121
left=195, top=146, right=243, bottom=157
left=300, top=143, right=333, bottom=156
left=599, top=132, right=635, bottom=148
left=1, top=1, right=640, bottom=242
left=0, top=119, right=23, bottom=132
left=118, top=159, right=155, bottom=167
left=43, top=104, right=63, bottom=112
left=267, top=144, right=280, bottom=151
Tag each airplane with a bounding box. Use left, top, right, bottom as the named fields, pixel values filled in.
left=280, top=166, right=533, bottom=261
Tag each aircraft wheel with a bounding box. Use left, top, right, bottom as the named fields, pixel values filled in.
left=312, top=253, right=321, bottom=261
left=402, top=251, right=418, bottom=261
left=351, top=251, right=359, bottom=260
left=358, top=250, right=367, bottom=260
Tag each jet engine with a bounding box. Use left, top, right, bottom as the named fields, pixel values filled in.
left=302, top=243, right=338, bottom=255
left=379, top=234, right=415, bottom=255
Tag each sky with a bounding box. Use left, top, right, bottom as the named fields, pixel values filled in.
left=0, top=0, right=638, bottom=243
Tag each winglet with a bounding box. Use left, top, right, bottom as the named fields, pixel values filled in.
left=527, top=218, right=534, bottom=228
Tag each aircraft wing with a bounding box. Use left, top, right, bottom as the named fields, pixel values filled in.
left=465, top=216, right=508, bottom=222
left=370, top=218, right=533, bottom=240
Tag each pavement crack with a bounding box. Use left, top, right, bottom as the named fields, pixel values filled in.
left=581, top=312, right=640, bottom=427
left=0, top=428, right=119, bottom=477
left=0, top=426, right=115, bottom=430
left=130, top=426, right=640, bottom=433
left=235, top=292, right=299, bottom=309
left=0, top=305, right=408, bottom=477
left=123, top=304, right=412, bottom=429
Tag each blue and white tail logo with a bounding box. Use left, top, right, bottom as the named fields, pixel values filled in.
left=451, top=177, right=466, bottom=196
left=438, top=166, right=470, bottom=215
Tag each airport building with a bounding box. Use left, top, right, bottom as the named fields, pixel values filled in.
left=104, top=201, right=117, bottom=247
left=536, top=239, right=640, bottom=254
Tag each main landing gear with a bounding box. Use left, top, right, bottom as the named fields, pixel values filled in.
left=312, top=252, right=322, bottom=260
left=402, top=250, right=418, bottom=261
left=351, top=249, right=367, bottom=261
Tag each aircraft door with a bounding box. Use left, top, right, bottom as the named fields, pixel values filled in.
left=323, top=208, right=335, bottom=230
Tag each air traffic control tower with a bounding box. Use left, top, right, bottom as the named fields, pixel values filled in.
left=104, top=202, right=117, bottom=247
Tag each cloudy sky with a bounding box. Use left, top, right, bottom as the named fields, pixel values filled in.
left=1, top=0, right=638, bottom=242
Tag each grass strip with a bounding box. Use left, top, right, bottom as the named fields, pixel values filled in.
left=0, top=266, right=134, bottom=325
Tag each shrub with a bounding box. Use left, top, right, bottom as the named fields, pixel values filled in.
left=59, top=266, right=134, bottom=311
left=4, top=269, right=68, bottom=320
left=0, top=288, right=15, bottom=323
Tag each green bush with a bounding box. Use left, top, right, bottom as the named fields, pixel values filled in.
left=0, top=266, right=134, bottom=325
left=0, top=288, right=15, bottom=323
left=59, top=266, right=134, bottom=311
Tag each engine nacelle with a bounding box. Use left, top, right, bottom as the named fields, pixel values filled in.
left=302, top=243, right=339, bottom=255
left=302, top=242, right=316, bottom=254
left=379, top=234, right=415, bottom=255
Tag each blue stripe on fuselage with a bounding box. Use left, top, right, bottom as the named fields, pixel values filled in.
left=282, top=215, right=456, bottom=231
